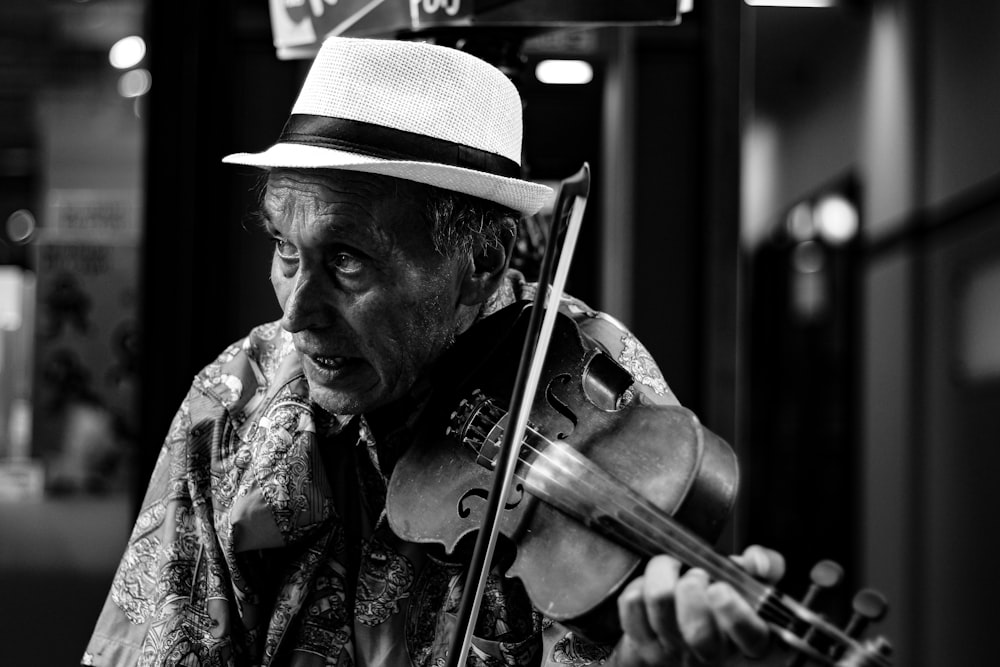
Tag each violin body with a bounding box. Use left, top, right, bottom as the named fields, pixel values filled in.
left=387, top=302, right=739, bottom=641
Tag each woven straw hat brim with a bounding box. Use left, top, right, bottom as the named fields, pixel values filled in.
left=223, top=143, right=552, bottom=217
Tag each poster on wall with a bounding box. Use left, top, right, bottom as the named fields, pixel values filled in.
left=31, top=189, right=140, bottom=495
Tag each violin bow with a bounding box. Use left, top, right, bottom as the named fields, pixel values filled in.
left=445, top=163, right=592, bottom=667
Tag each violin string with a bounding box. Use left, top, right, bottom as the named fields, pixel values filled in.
left=484, top=414, right=767, bottom=591
left=470, top=403, right=747, bottom=585
left=507, top=424, right=856, bottom=650
left=507, top=423, right=888, bottom=666
left=469, top=403, right=794, bottom=620
left=514, top=429, right=799, bottom=626
left=464, top=402, right=875, bottom=660
left=508, top=422, right=890, bottom=665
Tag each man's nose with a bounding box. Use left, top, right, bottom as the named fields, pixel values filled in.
left=280, top=269, right=331, bottom=333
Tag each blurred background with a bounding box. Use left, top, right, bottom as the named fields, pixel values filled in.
left=0, top=0, right=998, bottom=664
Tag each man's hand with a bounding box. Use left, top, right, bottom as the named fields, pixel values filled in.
left=613, top=545, right=785, bottom=667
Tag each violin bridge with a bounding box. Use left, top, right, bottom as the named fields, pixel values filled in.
left=446, top=389, right=511, bottom=470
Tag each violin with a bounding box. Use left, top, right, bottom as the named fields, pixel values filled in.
left=388, top=300, right=738, bottom=635
left=384, top=165, right=893, bottom=667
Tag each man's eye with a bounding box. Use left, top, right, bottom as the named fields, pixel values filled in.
left=274, top=238, right=298, bottom=260
left=331, top=252, right=365, bottom=275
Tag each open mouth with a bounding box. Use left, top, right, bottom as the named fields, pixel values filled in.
left=311, top=355, right=352, bottom=370
left=302, top=352, right=369, bottom=382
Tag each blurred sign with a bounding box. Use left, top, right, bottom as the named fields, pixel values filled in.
left=0, top=268, right=35, bottom=480
left=46, top=189, right=140, bottom=241
left=0, top=458, right=44, bottom=501
left=268, top=0, right=680, bottom=59
left=0, top=267, right=25, bottom=331
left=30, top=190, right=139, bottom=493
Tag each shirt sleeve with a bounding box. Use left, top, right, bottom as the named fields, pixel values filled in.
left=82, top=388, right=221, bottom=666
left=82, top=330, right=353, bottom=667
left=539, top=621, right=615, bottom=667
left=82, top=339, right=256, bottom=666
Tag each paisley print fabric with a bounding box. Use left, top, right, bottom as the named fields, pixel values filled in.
left=403, top=555, right=544, bottom=667
left=84, top=271, right=675, bottom=667
left=551, top=634, right=613, bottom=666
left=110, top=500, right=165, bottom=624
left=617, top=331, right=670, bottom=398
left=356, top=537, right=414, bottom=626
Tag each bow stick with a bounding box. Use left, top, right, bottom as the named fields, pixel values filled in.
left=445, top=163, right=592, bottom=667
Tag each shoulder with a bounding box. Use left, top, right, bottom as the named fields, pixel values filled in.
left=486, top=272, right=678, bottom=406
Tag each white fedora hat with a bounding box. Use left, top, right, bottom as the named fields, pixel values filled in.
left=223, top=37, right=553, bottom=217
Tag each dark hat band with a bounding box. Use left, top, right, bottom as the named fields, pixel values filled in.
left=278, top=114, right=521, bottom=179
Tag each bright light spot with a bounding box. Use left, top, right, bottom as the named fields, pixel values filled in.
left=792, top=240, right=825, bottom=274
left=679, top=0, right=695, bottom=12
left=745, top=0, right=835, bottom=6
left=814, top=194, right=859, bottom=244
left=786, top=201, right=815, bottom=241
left=118, top=69, right=151, bottom=98
left=958, top=260, right=1000, bottom=380
left=535, top=60, right=594, bottom=85
left=5, top=209, right=36, bottom=244
left=109, top=36, right=146, bottom=70
left=0, top=266, right=25, bottom=330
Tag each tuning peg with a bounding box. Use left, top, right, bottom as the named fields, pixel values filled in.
left=785, top=561, right=845, bottom=667
left=844, top=589, right=888, bottom=638
left=802, top=560, right=845, bottom=608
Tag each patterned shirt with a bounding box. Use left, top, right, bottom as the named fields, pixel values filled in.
left=83, top=272, right=676, bottom=667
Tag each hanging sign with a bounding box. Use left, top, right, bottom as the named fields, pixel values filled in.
left=268, top=0, right=679, bottom=60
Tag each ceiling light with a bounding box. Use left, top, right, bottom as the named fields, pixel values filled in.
left=118, top=69, right=152, bottom=98
left=786, top=202, right=815, bottom=241
left=814, top=194, right=859, bottom=244
left=744, top=0, right=836, bottom=7
left=6, top=209, right=36, bottom=244
left=792, top=240, right=825, bottom=273
left=535, top=60, right=593, bottom=85
left=109, top=36, right=146, bottom=70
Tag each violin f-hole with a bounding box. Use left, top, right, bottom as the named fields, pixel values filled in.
left=544, top=373, right=578, bottom=439
left=457, top=483, right=525, bottom=518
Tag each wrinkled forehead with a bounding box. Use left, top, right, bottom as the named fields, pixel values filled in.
left=263, top=168, right=425, bottom=207
left=262, top=168, right=434, bottom=246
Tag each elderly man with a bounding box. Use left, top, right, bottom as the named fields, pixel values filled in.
left=84, top=37, right=782, bottom=667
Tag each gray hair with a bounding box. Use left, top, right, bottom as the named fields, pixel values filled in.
left=418, top=184, right=519, bottom=259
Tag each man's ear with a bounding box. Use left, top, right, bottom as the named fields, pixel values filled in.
left=458, top=231, right=515, bottom=306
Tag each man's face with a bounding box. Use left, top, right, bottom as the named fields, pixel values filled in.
left=263, top=169, right=470, bottom=415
